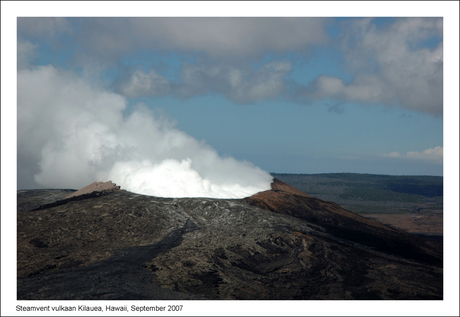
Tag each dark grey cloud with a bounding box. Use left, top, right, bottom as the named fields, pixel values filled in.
left=17, top=17, right=72, bottom=39
left=326, top=102, right=346, bottom=114
left=17, top=17, right=443, bottom=116
left=17, top=40, right=38, bottom=70
left=74, top=17, right=330, bottom=61
left=120, top=60, right=293, bottom=103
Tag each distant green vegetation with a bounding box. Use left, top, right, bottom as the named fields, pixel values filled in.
left=271, top=173, right=443, bottom=215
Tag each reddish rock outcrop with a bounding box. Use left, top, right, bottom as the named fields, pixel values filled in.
left=65, top=181, right=120, bottom=199
left=246, top=179, right=442, bottom=266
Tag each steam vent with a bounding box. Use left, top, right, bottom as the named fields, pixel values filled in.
left=17, top=179, right=442, bottom=300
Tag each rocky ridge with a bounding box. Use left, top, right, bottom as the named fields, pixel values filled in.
left=17, top=179, right=442, bottom=300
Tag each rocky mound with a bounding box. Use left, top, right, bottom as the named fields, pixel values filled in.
left=17, top=179, right=442, bottom=300
left=246, top=179, right=442, bottom=266
left=65, top=181, right=121, bottom=199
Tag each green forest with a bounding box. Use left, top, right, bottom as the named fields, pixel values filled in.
left=271, top=173, right=443, bottom=215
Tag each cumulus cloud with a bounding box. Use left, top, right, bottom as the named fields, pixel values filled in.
left=300, top=18, right=443, bottom=116
left=17, top=17, right=443, bottom=118
left=17, top=65, right=272, bottom=197
left=406, top=146, right=443, bottom=161
left=119, top=60, right=292, bottom=103
left=16, top=17, right=328, bottom=105
left=383, top=146, right=443, bottom=163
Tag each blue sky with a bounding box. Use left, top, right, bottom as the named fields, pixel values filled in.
left=18, top=17, right=444, bottom=179
left=9, top=8, right=456, bottom=191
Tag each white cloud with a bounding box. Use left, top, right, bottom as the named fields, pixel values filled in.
left=383, top=146, right=442, bottom=163
left=383, top=152, right=401, bottom=158
left=407, top=146, right=443, bottom=161
left=17, top=65, right=272, bottom=197
left=301, top=18, right=443, bottom=116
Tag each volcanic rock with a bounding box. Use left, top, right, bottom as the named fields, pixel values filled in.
left=64, top=181, right=121, bottom=199
left=17, top=179, right=442, bottom=300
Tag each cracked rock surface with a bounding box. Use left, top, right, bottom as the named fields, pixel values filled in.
left=17, top=180, right=442, bottom=300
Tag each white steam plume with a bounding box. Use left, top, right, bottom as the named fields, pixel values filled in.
left=17, top=66, right=273, bottom=198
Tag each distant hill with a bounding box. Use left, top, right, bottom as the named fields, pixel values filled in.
left=271, top=173, right=443, bottom=215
